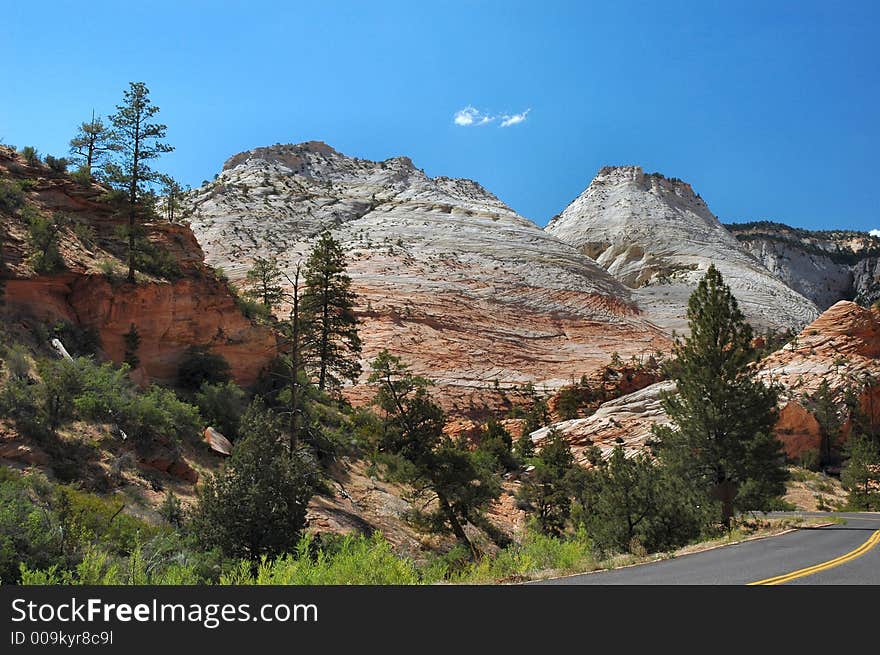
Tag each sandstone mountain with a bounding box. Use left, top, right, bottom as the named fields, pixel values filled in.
left=533, top=300, right=880, bottom=463
left=186, top=142, right=669, bottom=412
left=545, top=166, right=820, bottom=333
left=726, top=221, right=880, bottom=311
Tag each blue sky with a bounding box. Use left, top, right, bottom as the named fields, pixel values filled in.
left=1, top=1, right=878, bottom=230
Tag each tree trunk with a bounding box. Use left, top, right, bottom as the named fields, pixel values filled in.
left=128, top=115, right=141, bottom=283
left=319, top=271, right=330, bottom=390
left=289, top=266, right=301, bottom=451
left=439, top=493, right=475, bottom=558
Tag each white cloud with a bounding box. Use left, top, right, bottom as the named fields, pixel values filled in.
left=499, top=108, right=531, bottom=128
left=453, top=106, right=494, bottom=127
left=870, top=229, right=880, bottom=237
left=453, top=106, right=530, bottom=128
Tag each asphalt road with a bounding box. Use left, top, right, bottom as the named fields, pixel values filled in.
left=536, top=512, right=880, bottom=585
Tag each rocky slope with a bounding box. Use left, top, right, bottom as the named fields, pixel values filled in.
left=726, top=221, right=880, bottom=310
left=533, top=300, right=880, bottom=461
left=0, top=146, right=277, bottom=386
left=187, top=142, right=669, bottom=412
left=545, top=166, right=819, bottom=333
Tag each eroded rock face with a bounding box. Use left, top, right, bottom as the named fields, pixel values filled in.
left=729, top=222, right=880, bottom=310
left=545, top=166, right=819, bottom=333
left=532, top=381, right=674, bottom=465
left=187, top=143, right=669, bottom=407
left=535, top=301, right=880, bottom=462
left=4, top=274, right=277, bottom=387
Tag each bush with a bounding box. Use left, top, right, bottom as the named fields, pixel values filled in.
left=177, top=346, right=231, bottom=391
left=2, top=343, right=31, bottom=379
left=44, top=155, right=68, bottom=174
left=73, top=222, right=97, bottom=249
left=20, top=146, right=40, bottom=166
left=221, top=533, right=422, bottom=585
left=797, top=448, right=822, bottom=472
left=70, top=165, right=93, bottom=186
left=195, top=381, right=248, bottom=440
left=0, top=179, right=25, bottom=212
left=26, top=211, right=65, bottom=274
left=49, top=320, right=102, bottom=357
left=191, top=400, right=317, bottom=560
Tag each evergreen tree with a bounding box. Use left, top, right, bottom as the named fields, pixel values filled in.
left=478, top=418, right=518, bottom=472
left=191, top=399, right=317, bottom=560
left=123, top=323, right=141, bottom=369
left=158, top=174, right=185, bottom=223
left=104, top=82, right=173, bottom=282
left=514, top=429, right=535, bottom=460
left=574, top=446, right=703, bottom=554
left=804, top=380, right=842, bottom=466
left=515, top=429, right=578, bottom=536
left=245, top=256, right=284, bottom=313
left=653, top=265, right=787, bottom=528
left=69, top=112, right=116, bottom=178
left=369, top=351, right=501, bottom=556
left=301, top=232, right=361, bottom=390
left=841, top=435, right=880, bottom=511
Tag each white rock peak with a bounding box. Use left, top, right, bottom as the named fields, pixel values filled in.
left=186, top=144, right=668, bottom=402
left=545, top=165, right=819, bottom=332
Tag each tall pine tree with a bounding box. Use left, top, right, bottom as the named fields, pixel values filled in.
left=104, top=82, right=173, bottom=282
left=653, top=265, right=787, bottom=527
left=301, top=231, right=361, bottom=390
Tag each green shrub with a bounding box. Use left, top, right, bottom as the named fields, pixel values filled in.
left=221, top=533, right=422, bottom=585
left=26, top=211, right=65, bottom=274
left=70, top=165, right=93, bottom=186
left=195, top=381, right=248, bottom=440
left=49, top=320, right=102, bottom=357
left=177, top=345, right=231, bottom=390
left=0, top=179, right=26, bottom=212
left=797, top=448, right=822, bottom=472
left=73, top=222, right=97, bottom=249
left=44, top=155, right=68, bottom=174
left=20, top=146, right=40, bottom=166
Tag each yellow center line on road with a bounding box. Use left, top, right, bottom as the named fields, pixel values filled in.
left=748, top=529, right=880, bottom=585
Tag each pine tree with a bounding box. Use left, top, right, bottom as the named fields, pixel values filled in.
left=369, top=351, right=501, bottom=556
left=245, top=256, right=284, bottom=313
left=653, top=265, right=787, bottom=528
left=191, top=399, right=317, bottom=560
left=804, top=380, right=842, bottom=466
left=158, top=174, right=185, bottom=223
left=69, top=111, right=116, bottom=178
left=515, top=429, right=578, bottom=536
left=301, top=232, right=361, bottom=390
left=104, top=82, right=174, bottom=282
left=841, top=435, right=880, bottom=511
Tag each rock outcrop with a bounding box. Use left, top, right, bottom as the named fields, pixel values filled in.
left=533, top=301, right=880, bottom=461
left=0, top=146, right=277, bottom=386
left=187, top=143, right=669, bottom=410
left=545, top=166, right=819, bottom=333
left=728, top=221, right=880, bottom=310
